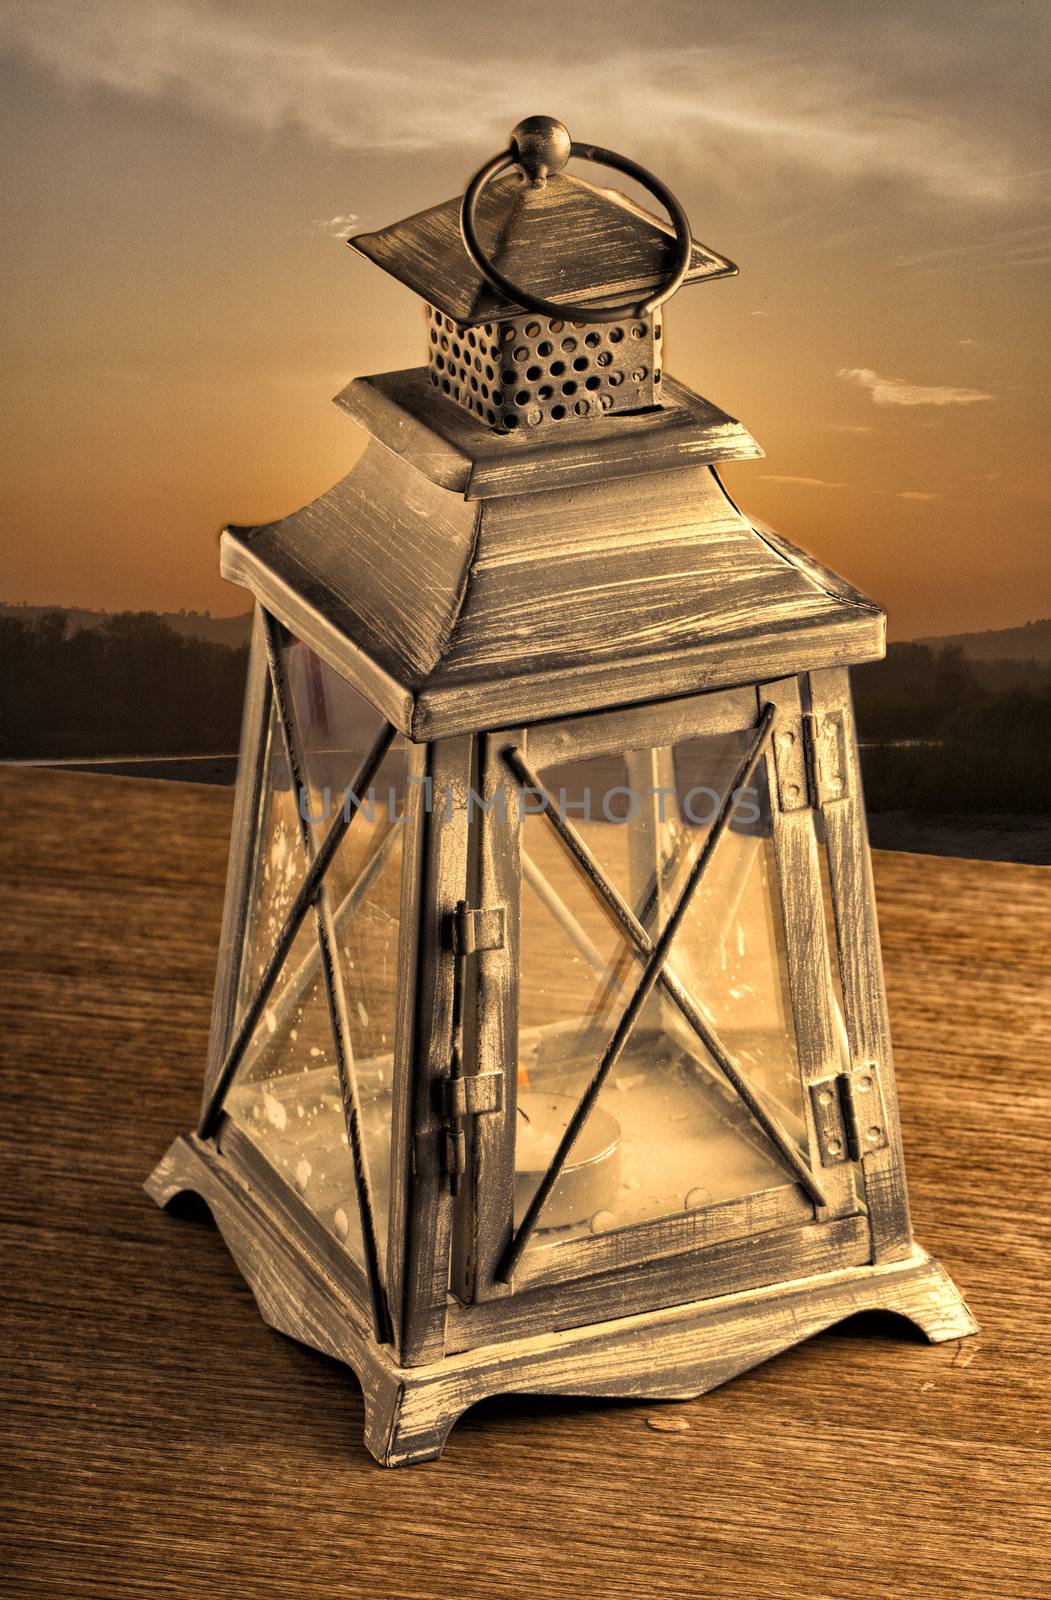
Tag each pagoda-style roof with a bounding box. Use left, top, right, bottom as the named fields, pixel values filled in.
left=349, top=171, right=736, bottom=325
left=220, top=372, right=884, bottom=740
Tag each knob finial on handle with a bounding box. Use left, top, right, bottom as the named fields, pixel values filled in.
left=460, top=120, right=694, bottom=324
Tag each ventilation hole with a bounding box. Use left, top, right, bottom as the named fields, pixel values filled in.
left=503, top=413, right=520, bottom=429
left=526, top=365, right=542, bottom=381
left=538, top=383, right=554, bottom=400
left=470, top=375, right=479, bottom=391
left=549, top=319, right=564, bottom=332
left=562, top=380, right=578, bottom=395
left=492, top=389, right=504, bottom=406
left=550, top=403, right=567, bottom=419
left=441, top=379, right=450, bottom=393
left=501, top=326, right=515, bottom=342
left=452, top=342, right=461, bottom=360
left=515, top=389, right=530, bottom=405
left=585, top=375, right=601, bottom=390
left=524, top=321, right=541, bottom=337
left=484, top=324, right=495, bottom=336
left=430, top=371, right=439, bottom=386
left=481, top=383, right=490, bottom=398
left=512, top=346, right=529, bottom=361
left=574, top=398, right=590, bottom=415
left=597, top=351, right=612, bottom=367
left=435, top=353, right=445, bottom=370
left=537, top=340, right=553, bottom=357
left=608, top=327, right=624, bottom=343
left=560, top=336, right=577, bottom=353
left=654, top=368, right=662, bottom=382
left=485, top=365, right=494, bottom=380
left=429, top=328, right=438, bottom=344
left=631, top=324, right=646, bottom=339
left=501, top=369, right=515, bottom=386
left=467, top=330, right=477, bottom=348
left=599, top=392, right=614, bottom=411
left=630, top=366, right=648, bottom=382
left=440, top=336, right=450, bottom=352
left=550, top=359, right=566, bottom=376
left=486, top=407, right=497, bottom=423
left=572, top=355, right=588, bottom=371
left=608, top=370, right=624, bottom=386
left=584, top=331, right=601, bottom=347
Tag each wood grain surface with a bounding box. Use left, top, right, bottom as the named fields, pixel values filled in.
left=347, top=168, right=735, bottom=325
left=223, top=432, right=883, bottom=742
left=1, top=766, right=1048, bottom=1600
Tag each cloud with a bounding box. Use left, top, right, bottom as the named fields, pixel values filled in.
left=759, top=474, right=845, bottom=488
left=894, top=223, right=1051, bottom=271
left=0, top=1, right=1040, bottom=204
left=312, top=213, right=359, bottom=239
left=897, top=491, right=941, bottom=501
left=838, top=368, right=994, bottom=407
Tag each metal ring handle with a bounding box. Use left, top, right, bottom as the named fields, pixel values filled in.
left=459, top=125, right=693, bottom=324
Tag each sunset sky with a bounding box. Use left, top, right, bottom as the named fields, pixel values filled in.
left=1, top=0, right=1048, bottom=638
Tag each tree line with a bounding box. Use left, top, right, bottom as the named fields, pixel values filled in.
left=0, top=610, right=248, bottom=759
left=853, top=643, right=1051, bottom=814
left=1, top=611, right=1048, bottom=815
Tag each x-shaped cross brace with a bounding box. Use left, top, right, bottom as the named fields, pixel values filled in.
left=498, top=704, right=825, bottom=1281
left=198, top=610, right=394, bottom=1343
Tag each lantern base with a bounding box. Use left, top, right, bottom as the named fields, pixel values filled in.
left=147, top=1134, right=977, bottom=1468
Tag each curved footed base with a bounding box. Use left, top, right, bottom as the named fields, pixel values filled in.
left=147, top=1134, right=977, bottom=1468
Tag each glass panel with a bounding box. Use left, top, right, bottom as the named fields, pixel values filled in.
left=226, top=636, right=404, bottom=1266
left=516, top=728, right=808, bottom=1254
left=236, top=701, right=311, bottom=1023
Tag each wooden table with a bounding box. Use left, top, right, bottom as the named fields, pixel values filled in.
left=2, top=767, right=1048, bottom=1600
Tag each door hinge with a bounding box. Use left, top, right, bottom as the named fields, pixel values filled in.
left=773, top=710, right=851, bottom=812
left=441, top=1070, right=504, bottom=1120
left=442, top=901, right=506, bottom=1192
left=805, top=709, right=850, bottom=807
left=772, top=718, right=811, bottom=812
left=453, top=903, right=506, bottom=956
left=809, top=1064, right=889, bottom=1165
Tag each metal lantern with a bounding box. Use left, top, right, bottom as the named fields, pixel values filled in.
left=148, top=118, right=976, bottom=1467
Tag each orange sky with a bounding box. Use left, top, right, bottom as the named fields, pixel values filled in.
left=1, top=0, right=1048, bottom=639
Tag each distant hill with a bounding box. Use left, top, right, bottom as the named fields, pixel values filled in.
left=8, top=603, right=1045, bottom=663
left=914, top=617, right=1051, bottom=663
left=0, top=605, right=249, bottom=760
left=0, top=602, right=252, bottom=649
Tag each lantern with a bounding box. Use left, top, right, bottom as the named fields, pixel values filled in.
left=148, top=118, right=976, bottom=1467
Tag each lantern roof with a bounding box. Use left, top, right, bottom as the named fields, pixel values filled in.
left=220, top=370, right=884, bottom=741
left=349, top=171, right=737, bottom=325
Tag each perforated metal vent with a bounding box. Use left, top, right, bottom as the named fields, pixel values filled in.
left=426, top=308, right=662, bottom=432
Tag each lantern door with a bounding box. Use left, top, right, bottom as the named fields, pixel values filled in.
left=451, top=681, right=869, bottom=1327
